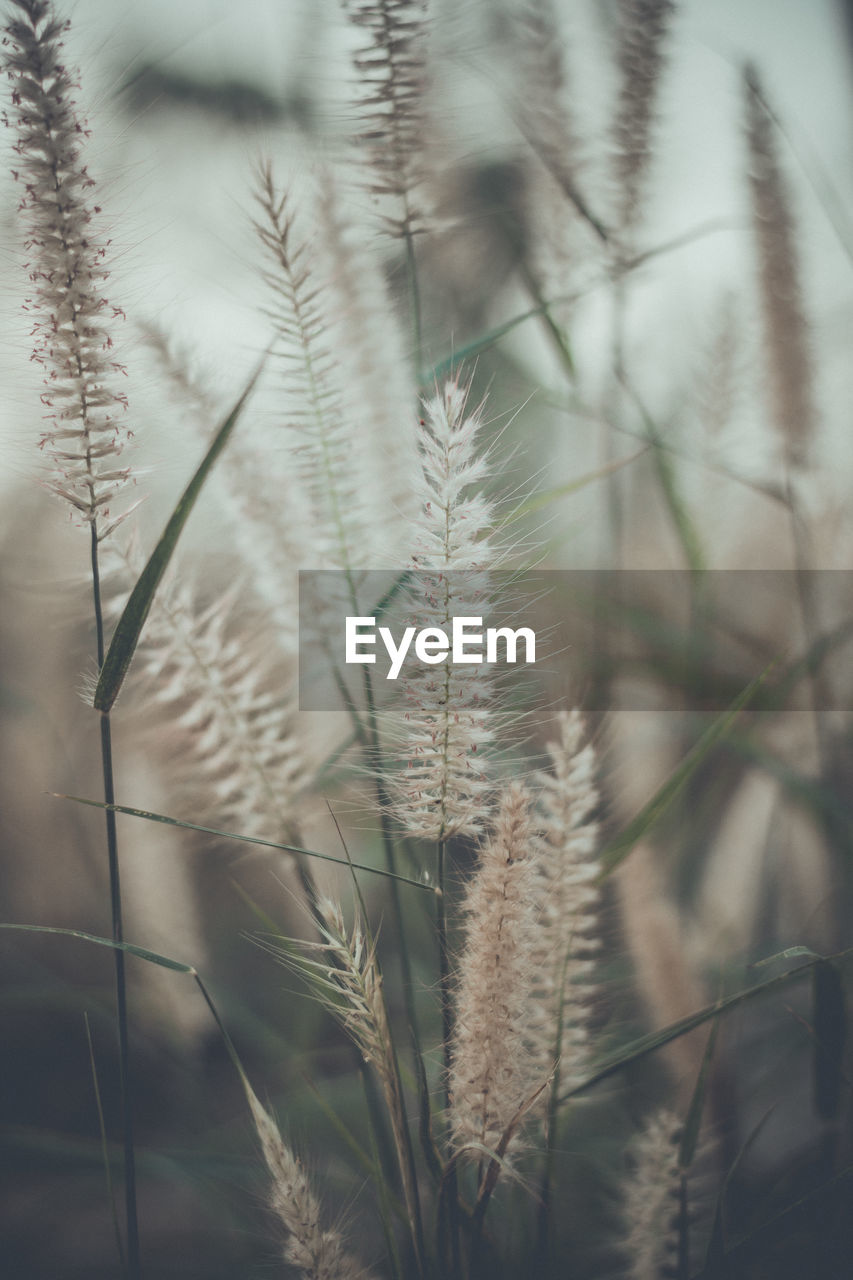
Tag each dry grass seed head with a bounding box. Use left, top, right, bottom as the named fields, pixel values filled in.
left=450, top=781, right=543, bottom=1163
left=391, top=379, right=501, bottom=842
left=744, top=64, right=816, bottom=470
left=3, top=0, right=134, bottom=535
left=611, top=0, right=676, bottom=237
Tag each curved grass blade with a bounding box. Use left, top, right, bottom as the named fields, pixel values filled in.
left=680, top=1017, right=720, bottom=1170
left=54, top=794, right=435, bottom=893
left=93, top=356, right=265, bottom=712
left=427, top=303, right=570, bottom=382
left=565, top=945, right=853, bottom=1100
left=84, top=1012, right=127, bottom=1277
left=599, top=666, right=773, bottom=878
left=0, top=923, right=196, bottom=972
left=719, top=1163, right=853, bottom=1266
left=515, top=446, right=649, bottom=517
left=619, top=375, right=705, bottom=574
left=752, top=945, right=821, bottom=969
left=703, top=1105, right=778, bottom=1268
left=427, top=221, right=740, bottom=384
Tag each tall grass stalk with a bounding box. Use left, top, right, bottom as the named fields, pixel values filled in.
left=3, top=1, right=139, bottom=1270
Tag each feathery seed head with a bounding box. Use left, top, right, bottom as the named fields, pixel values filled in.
left=314, top=173, right=419, bottom=563
left=611, top=0, right=676, bottom=236
left=449, top=781, right=543, bottom=1163
left=3, top=0, right=133, bottom=534
left=271, top=897, right=423, bottom=1239
left=343, top=0, right=430, bottom=238
left=744, top=65, right=815, bottom=470
left=244, top=1081, right=370, bottom=1280
left=623, top=1108, right=683, bottom=1280
left=307, top=897, right=392, bottom=1073
left=254, top=163, right=377, bottom=573
left=105, top=547, right=306, bottom=845
left=515, top=0, right=581, bottom=297
left=391, top=379, right=499, bottom=842
left=528, top=708, right=601, bottom=1092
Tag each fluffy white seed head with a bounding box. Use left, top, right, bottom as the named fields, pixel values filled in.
left=104, top=545, right=306, bottom=845
left=449, top=782, right=543, bottom=1164
left=391, top=379, right=498, bottom=842
left=254, top=163, right=373, bottom=574
left=3, top=0, right=133, bottom=534
left=244, top=1082, right=371, bottom=1280
left=623, top=1108, right=683, bottom=1280
left=316, top=174, right=419, bottom=563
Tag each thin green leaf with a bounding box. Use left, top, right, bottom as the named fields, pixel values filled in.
left=427, top=304, right=568, bottom=382
left=752, top=945, right=820, bottom=969
left=565, top=945, right=853, bottom=1099
left=94, top=357, right=265, bottom=712
left=773, top=613, right=853, bottom=704
left=427, top=220, right=741, bottom=384
left=680, top=1017, right=719, bottom=1169
left=599, top=666, right=773, bottom=878
left=84, top=1013, right=127, bottom=1278
left=704, top=1105, right=778, bottom=1267
left=622, top=380, right=705, bottom=574
left=54, top=794, right=435, bottom=893
left=720, top=1163, right=853, bottom=1261
left=370, top=569, right=412, bottom=621
left=300, top=1071, right=389, bottom=1193
left=230, top=879, right=287, bottom=936
left=514, top=447, right=649, bottom=517
left=414, top=1039, right=444, bottom=1186
left=0, top=923, right=195, bottom=973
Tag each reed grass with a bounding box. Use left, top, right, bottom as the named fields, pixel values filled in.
left=2, top=2, right=851, bottom=1278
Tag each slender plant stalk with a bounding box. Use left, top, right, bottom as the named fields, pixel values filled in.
left=533, top=950, right=571, bottom=1275
left=405, top=229, right=424, bottom=378
left=2, top=4, right=141, bottom=1269
left=91, top=527, right=139, bottom=1278
left=435, top=837, right=462, bottom=1278
left=84, top=1012, right=127, bottom=1277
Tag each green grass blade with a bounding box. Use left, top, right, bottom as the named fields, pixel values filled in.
left=0, top=923, right=195, bottom=972
left=300, top=1072, right=390, bottom=1193
left=680, top=1017, right=719, bottom=1170
left=565, top=945, right=853, bottom=1099
left=54, top=794, right=435, bottom=893
left=624, top=382, right=705, bottom=575
left=426, top=304, right=569, bottom=382
left=703, top=1105, right=778, bottom=1269
left=93, top=357, right=265, bottom=712
left=514, top=447, right=649, bottom=518
left=599, top=666, right=773, bottom=878
left=84, top=1012, right=127, bottom=1278
left=753, top=945, right=821, bottom=968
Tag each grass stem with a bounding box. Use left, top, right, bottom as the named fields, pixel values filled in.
left=90, top=522, right=140, bottom=1280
